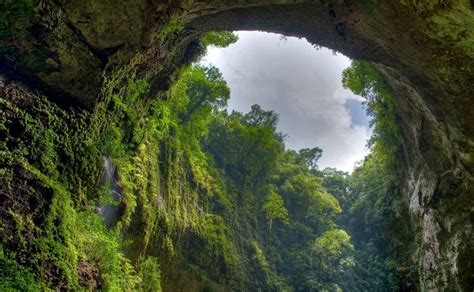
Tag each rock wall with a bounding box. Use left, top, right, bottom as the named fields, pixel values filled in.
left=1, top=0, right=473, bottom=290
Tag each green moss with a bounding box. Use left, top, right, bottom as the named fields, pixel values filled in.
left=137, top=257, right=162, bottom=292
left=0, top=0, right=57, bottom=73
left=75, top=211, right=142, bottom=290
left=0, top=247, right=50, bottom=291
left=1, top=77, right=153, bottom=289
left=202, top=216, right=242, bottom=270
left=157, top=17, right=184, bottom=42
left=425, top=2, right=474, bottom=58
left=251, top=241, right=270, bottom=271
left=396, top=1, right=474, bottom=59
left=23, top=162, right=80, bottom=283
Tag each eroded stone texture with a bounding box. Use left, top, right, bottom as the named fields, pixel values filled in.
left=378, top=64, right=474, bottom=290
left=1, top=0, right=473, bottom=290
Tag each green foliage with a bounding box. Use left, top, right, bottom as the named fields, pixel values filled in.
left=202, top=104, right=357, bottom=290
left=280, top=173, right=341, bottom=228
left=201, top=32, right=239, bottom=48
left=202, top=215, right=242, bottom=273
left=157, top=17, right=184, bottom=41
left=0, top=247, right=49, bottom=291
left=20, top=162, right=152, bottom=290
left=262, top=192, right=289, bottom=231
left=251, top=241, right=270, bottom=271
left=342, top=60, right=403, bottom=162
left=98, top=180, right=119, bottom=207
left=194, top=32, right=239, bottom=62
left=0, top=0, right=56, bottom=73
left=1, top=58, right=163, bottom=291
left=177, top=65, right=230, bottom=122
left=75, top=211, right=141, bottom=290
left=205, top=107, right=283, bottom=187
left=296, top=147, right=323, bottom=170
left=0, top=23, right=240, bottom=292
left=241, top=104, right=279, bottom=130
left=137, top=257, right=162, bottom=292
left=249, top=240, right=289, bottom=289
left=321, top=168, right=350, bottom=211
left=336, top=60, right=419, bottom=290
left=0, top=25, right=414, bottom=291
left=312, top=229, right=353, bottom=260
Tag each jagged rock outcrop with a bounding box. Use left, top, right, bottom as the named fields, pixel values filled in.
left=1, top=1, right=473, bottom=290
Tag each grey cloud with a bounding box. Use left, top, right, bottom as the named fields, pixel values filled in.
left=201, top=31, right=370, bottom=172
left=344, top=99, right=370, bottom=128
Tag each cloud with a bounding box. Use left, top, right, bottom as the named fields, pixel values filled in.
left=345, top=99, right=370, bottom=128
left=201, top=31, right=371, bottom=172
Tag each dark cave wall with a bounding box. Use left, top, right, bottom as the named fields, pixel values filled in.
left=1, top=0, right=473, bottom=290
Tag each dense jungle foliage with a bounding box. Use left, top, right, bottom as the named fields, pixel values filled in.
left=0, top=29, right=418, bottom=291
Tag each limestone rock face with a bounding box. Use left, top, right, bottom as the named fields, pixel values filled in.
left=1, top=0, right=473, bottom=290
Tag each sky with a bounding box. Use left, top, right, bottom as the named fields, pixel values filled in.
left=200, top=31, right=371, bottom=172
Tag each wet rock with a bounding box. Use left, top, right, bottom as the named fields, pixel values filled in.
left=77, top=259, right=99, bottom=289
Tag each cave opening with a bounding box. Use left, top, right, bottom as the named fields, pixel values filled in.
left=154, top=29, right=403, bottom=291
left=1, top=1, right=472, bottom=291
left=200, top=31, right=371, bottom=172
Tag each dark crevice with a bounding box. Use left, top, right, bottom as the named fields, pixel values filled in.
left=0, top=65, right=84, bottom=110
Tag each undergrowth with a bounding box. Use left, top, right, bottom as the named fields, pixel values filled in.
left=0, top=19, right=240, bottom=289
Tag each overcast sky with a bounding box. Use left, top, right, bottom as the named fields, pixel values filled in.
left=201, top=31, right=371, bottom=172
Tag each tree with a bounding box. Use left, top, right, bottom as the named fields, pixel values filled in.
left=204, top=107, right=284, bottom=186
left=311, top=229, right=354, bottom=285
left=342, top=60, right=403, bottom=158
left=180, top=65, right=230, bottom=122
left=296, top=147, right=323, bottom=170
left=262, top=192, right=289, bottom=233
left=192, top=31, right=239, bottom=62
left=312, top=229, right=353, bottom=261
left=242, top=104, right=279, bottom=130
left=200, top=32, right=239, bottom=48
left=279, top=173, right=341, bottom=230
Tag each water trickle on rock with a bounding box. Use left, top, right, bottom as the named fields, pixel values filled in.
left=98, top=156, right=123, bottom=228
